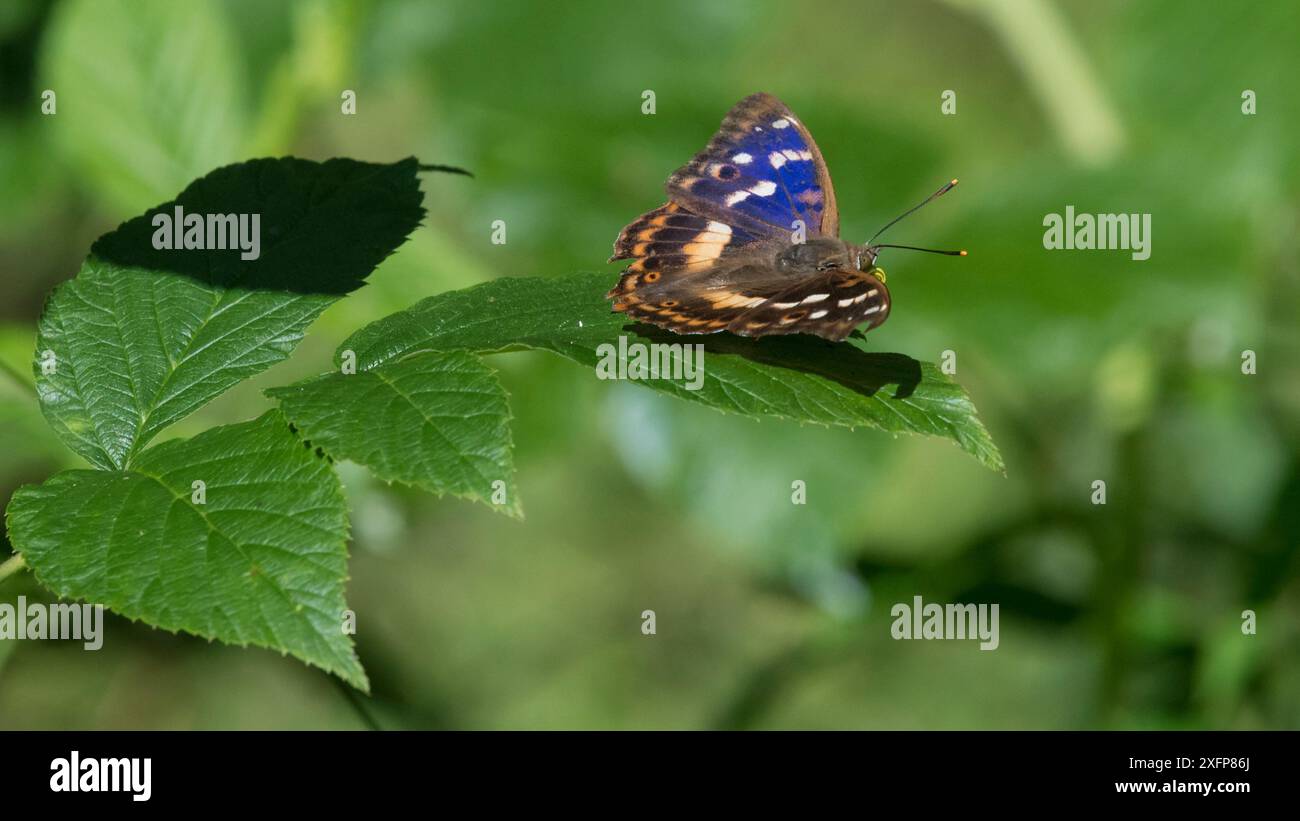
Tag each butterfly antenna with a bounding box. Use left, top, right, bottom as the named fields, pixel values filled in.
left=873, top=244, right=966, bottom=256
left=868, top=179, right=958, bottom=244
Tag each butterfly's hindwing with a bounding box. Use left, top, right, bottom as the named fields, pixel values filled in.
left=609, top=257, right=803, bottom=335
left=725, top=269, right=890, bottom=342
left=667, top=93, right=840, bottom=238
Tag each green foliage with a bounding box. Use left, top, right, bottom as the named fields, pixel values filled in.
left=36, top=257, right=332, bottom=470
left=268, top=350, right=520, bottom=516
left=9, top=156, right=425, bottom=688
left=2, top=0, right=1297, bottom=731
left=337, top=273, right=1004, bottom=471
left=34, top=156, right=424, bottom=469
left=6, top=151, right=999, bottom=689
left=6, top=410, right=364, bottom=688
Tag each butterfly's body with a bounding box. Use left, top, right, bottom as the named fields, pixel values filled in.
left=774, top=237, right=876, bottom=278
left=607, top=92, right=950, bottom=343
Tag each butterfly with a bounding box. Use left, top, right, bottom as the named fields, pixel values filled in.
left=607, top=92, right=962, bottom=342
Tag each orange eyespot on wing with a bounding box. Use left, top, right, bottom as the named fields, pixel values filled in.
left=607, top=201, right=763, bottom=307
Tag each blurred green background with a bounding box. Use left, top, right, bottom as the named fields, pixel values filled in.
left=1, top=0, right=1297, bottom=729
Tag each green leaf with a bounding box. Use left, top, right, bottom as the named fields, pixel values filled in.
left=267, top=350, right=520, bottom=517
left=5, top=410, right=366, bottom=689
left=42, top=0, right=248, bottom=214
left=339, top=273, right=1004, bottom=471
left=35, top=157, right=425, bottom=470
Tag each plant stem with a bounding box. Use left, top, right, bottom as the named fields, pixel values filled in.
left=0, top=553, right=27, bottom=584
left=946, top=0, right=1124, bottom=165
left=329, top=673, right=382, bottom=730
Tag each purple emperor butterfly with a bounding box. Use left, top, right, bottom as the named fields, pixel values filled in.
left=607, top=92, right=964, bottom=342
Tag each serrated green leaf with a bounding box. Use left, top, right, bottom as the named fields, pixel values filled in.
left=339, top=273, right=1004, bottom=471
left=267, top=350, right=520, bottom=516
left=35, top=157, right=425, bottom=470
left=5, top=410, right=366, bottom=689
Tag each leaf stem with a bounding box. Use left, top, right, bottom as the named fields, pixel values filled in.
left=417, top=163, right=474, bottom=177
left=0, top=553, right=28, bottom=585
left=329, top=673, right=382, bottom=730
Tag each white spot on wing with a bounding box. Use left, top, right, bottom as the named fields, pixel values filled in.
left=801, top=293, right=829, bottom=304
left=772, top=301, right=799, bottom=309
left=768, top=152, right=787, bottom=169
left=750, top=181, right=777, bottom=197
left=772, top=118, right=790, bottom=129
left=809, top=309, right=829, bottom=319
left=726, top=190, right=751, bottom=206
left=732, top=153, right=752, bottom=164
left=863, top=305, right=882, bottom=315
left=707, top=221, right=732, bottom=236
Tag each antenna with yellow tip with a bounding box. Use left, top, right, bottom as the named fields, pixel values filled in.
left=867, top=179, right=964, bottom=256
